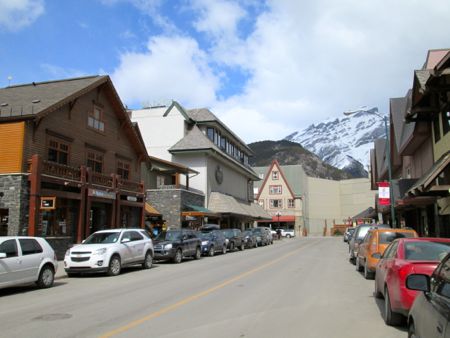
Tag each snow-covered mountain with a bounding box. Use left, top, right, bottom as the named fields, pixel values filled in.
left=284, top=107, right=387, bottom=177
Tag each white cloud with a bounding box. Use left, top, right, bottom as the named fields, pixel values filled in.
left=111, top=35, right=220, bottom=108
left=0, top=0, right=44, bottom=31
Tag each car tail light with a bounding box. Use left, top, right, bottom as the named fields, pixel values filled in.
left=398, top=264, right=413, bottom=284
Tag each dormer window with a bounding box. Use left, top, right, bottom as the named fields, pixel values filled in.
left=88, top=105, right=105, bottom=132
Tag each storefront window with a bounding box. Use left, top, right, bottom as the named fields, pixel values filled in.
left=37, top=199, right=78, bottom=238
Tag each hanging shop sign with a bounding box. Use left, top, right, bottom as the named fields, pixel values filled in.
left=378, top=182, right=390, bottom=206
left=88, top=188, right=116, bottom=200
left=40, top=197, right=56, bottom=210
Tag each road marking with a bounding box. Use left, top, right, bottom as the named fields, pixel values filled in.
left=99, top=239, right=319, bottom=338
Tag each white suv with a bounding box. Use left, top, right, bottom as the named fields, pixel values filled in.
left=0, top=236, right=58, bottom=290
left=278, top=229, right=295, bottom=238
left=64, top=228, right=153, bottom=277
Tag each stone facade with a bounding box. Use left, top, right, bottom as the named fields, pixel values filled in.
left=146, top=189, right=204, bottom=228
left=0, top=174, right=29, bottom=236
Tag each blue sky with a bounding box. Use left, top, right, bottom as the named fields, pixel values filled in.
left=1, top=0, right=450, bottom=142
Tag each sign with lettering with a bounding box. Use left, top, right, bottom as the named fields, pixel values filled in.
left=88, top=189, right=116, bottom=200
left=40, top=197, right=56, bottom=210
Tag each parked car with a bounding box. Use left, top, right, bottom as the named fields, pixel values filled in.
left=198, top=230, right=227, bottom=256
left=343, top=227, right=355, bottom=243
left=221, top=228, right=245, bottom=251
left=153, top=229, right=201, bottom=263
left=406, top=252, right=450, bottom=338
left=0, top=236, right=58, bottom=290
left=374, top=237, right=450, bottom=325
left=251, top=227, right=272, bottom=246
left=64, top=228, right=154, bottom=277
left=243, top=229, right=258, bottom=248
left=277, top=228, right=295, bottom=238
left=349, top=223, right=390, bottom=264
left=355, top=228, right=418, bottom=279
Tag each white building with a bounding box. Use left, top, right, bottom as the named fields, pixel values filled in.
left=131, top=101, right=269, bottom=229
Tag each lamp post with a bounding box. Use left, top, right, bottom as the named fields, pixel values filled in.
left=343, top=110, right=396, bottom=227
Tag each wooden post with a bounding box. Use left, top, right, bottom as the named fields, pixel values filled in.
left=28, top=155, right=42, bottom=236
left=85, top=167, right=92, bottom=237
left=77, top=166, right=87, bottom=243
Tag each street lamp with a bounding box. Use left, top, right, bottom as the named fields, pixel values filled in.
left=343, top=110, right=396, bottom=227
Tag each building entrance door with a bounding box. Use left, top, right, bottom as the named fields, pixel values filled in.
left=0, top=209, right=8, bottom=236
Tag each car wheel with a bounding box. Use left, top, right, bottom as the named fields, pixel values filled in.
left=408, top=321, right=418, bottom=338
left=173, top=249, right=183, bottom=264
left=222, top=245, right=227, bottom=254
left=107, top=255, right=121, bottom=276
left=36, top=264, right=55, bottom=288
left=364, top=262, right=373, bottom=280
left=355, top=257, right=362, bottom=272
left=384, top=286, right=404, bottom=326
left=374, top=279, right=383, bottom=299
left=194, top=247, right=201, bottom=260
left=208, top=246, right=215, bottom=257
left=229, top=242, right=235, bottom=251
left=286, top=234, right=291, bottom=238
left=142, top=251, right=153, bottom=269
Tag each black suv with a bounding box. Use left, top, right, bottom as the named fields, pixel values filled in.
left=221, top=228, right=245, bottom=251
left=198, top=230, right=227, bottom=256
left=153, top=229, right=202, bottom=263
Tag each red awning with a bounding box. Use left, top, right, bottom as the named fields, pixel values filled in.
left=258, top=215, right=295, bottom=223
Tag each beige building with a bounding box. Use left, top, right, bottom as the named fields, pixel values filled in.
left=254, top=162, right=376, bottom=236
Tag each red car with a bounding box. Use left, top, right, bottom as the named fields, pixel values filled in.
left=374, top=237, right=450, bottom=326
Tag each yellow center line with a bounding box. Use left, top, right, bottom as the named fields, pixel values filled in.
left=100, top=240, right=318, bottom=338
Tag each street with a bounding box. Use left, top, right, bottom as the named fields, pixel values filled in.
left=0, top=237, right=406, bottom=338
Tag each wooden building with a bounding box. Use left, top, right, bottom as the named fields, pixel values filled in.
left=0, top=76, right=147, bottom=255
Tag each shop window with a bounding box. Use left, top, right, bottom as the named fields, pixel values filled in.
left=442, top=110, right=450, bottom=136
left=88, top=105, right=105, bottom=132
left=48, top=138, right=69, bottom=165
left=269, top=185, right=282, bottom=194
left=269, top=199, right=282, bottom=208
left=272, top=171, right=279, bottom=180
left=117, top=161, right=130, bottom=180
left=87, top=151, right=103, bottom=173
left=288, top=199, right=295, bottom=208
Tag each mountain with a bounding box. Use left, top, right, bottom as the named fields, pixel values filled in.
left=284, top=107, right=386, bottom=177
left=248, top=140, right=352, bottom=180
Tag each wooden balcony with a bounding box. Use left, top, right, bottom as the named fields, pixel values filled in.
left=118, top=177, right=144, bottom=193
left=42, top=160, right=82, bottom=182
left=90, top=172, right=114, bottom=188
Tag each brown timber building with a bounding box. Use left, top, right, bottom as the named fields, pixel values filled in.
left=0, top=76, right=147, bottom=256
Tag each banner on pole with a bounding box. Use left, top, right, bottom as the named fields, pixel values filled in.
left=378, top=182, right=390, bottom=206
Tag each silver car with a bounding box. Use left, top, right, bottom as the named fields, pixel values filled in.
left=0, top=236, right=58, bottom=290
left=64, top=228, right=153, bottom=276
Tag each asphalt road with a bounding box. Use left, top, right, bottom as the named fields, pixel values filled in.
left=0, top=237, right=407, bottom=338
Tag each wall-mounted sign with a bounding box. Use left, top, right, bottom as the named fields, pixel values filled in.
left=88, top=188, right=116, bottom=200
left=127, top=196, right=137, bottom=202
left=40, top=197, right=56, bottom=210
left=377, top=182, right=390, bottom=206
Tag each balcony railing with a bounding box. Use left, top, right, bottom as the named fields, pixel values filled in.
left=42, top=161, right=82, bottom=181
left=90, top=172, right=114, bottom=188
left=118, top=178, right=143, bottom=193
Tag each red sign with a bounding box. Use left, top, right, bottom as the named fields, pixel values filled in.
left=378, top=182, right=390, bottom=206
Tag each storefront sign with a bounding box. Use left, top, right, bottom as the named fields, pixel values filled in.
left=40, top=197, right=56, bottom=210
left=377, top=182, right=390, bottom=206
left=88, top=188, right=116, bottom=200
left=126, top=196, right=137, bottom=202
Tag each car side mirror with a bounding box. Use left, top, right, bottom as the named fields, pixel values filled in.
left=122, top=238, right=131, bottom=243
left=406, top=274, right=430, bottom=292
left=0, top=252, right=6, bottom=259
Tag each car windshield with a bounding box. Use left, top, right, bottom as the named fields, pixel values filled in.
left=83, top=232, right=119, bottom=244
left=253, top=228, right=262, bottom=233
left=243, top=230, right=252, bottom=236
left=379, top=231, right=415, bottom=244
left=156, top=231, right=182, bottom=241
left=404, top=241, right=450, bottom=261
left=198, top=232, right=212, bottom=240
left=222, top=230, right=233, bottom=237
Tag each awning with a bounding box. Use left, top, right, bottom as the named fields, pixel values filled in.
left=407, top=151, right=450, bottom=196
left=207, top=192, right=271, bottom=220
left=181, top=204, right=218, bottom=217
left=257, top=215, right=295, bottom=223
left=352, top=207, right=377, bottom=220
left=145, top=202, right=161, bottom=216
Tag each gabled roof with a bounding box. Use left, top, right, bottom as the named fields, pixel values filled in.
left=0, top=75, right=147, bottom=158
left=169, top=125, right=259, bottom=179
left=255, top=159, right=296, bottom=200
left=424, top=49, right=450, bottom=70
left=0, top=76, right=107, bottom=119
